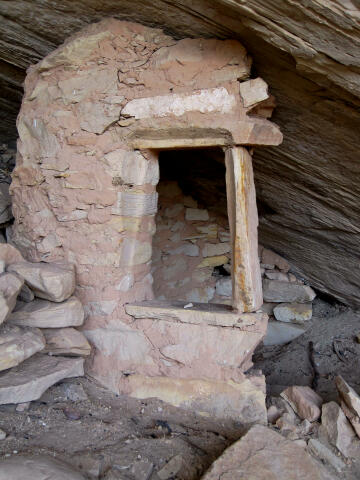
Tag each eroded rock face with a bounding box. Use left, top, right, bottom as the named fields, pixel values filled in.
left=0, top=1, right=359, bottom=306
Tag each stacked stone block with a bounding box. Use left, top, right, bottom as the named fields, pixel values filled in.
left=0, top=244, right=88, bottom=405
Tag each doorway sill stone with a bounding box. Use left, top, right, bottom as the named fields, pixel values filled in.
left=125, top=300, right=267, bottom=329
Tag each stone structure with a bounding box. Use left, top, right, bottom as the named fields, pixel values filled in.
left=11, top=19, right=282, bottom=419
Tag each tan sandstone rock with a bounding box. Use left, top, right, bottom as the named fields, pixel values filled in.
left=8, top=261, right=75, bottom=302
left=340, top=401, right=360, bottom=439
left=274, top=302, right=312, bottom=324
left=0, top=325, right=45, bottom=371
left=320, top=401, right=360, bottom=458
left=239, top=77, right=269, bottom=107
left=0, top=455, right=85, bottom=480
left=201, top=424, right=335, bottom=480
left=0, top=272, right=23, bottom=324
left=0, top=354, right=84, bottom=404
left=8, top=296, right=84, bottom=328
left=335, top=375, right=360, bottom=438
left=263, top=279, right=316, bottom=303
left=43, top=327, right=91, bottom=356
left=281, top=385, right=323, bottom=422
left=119, top=374, right=267, bottom=424
left=336, top=375, right=360, bottom=418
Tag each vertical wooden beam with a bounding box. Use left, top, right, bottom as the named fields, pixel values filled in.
left=225, top=147, right=263, bottom=312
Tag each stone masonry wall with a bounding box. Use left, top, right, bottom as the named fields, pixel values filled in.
left=11, top=18, right=281, bottom=393
left=153, top=180, right=231, bottom=305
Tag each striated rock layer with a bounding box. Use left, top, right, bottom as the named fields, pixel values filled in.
left=1, top=0, right=359, bottom=306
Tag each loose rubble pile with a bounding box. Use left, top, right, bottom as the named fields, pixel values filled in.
left=258, top=245, right=317, bottom=346
left=266, top=376, right=360, bottom=474
left=202, top=375, right=360, bottom=479
left=0, top=243, right=89, bottom=408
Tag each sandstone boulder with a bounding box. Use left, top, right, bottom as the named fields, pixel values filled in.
left=8, top=296, right=84, bottom=328
left=43, top=327, right=91, bottom=356
left=274, top=303, right=312, bottom=323
left=8, top=261, right=75, bottom=302
left=0, top=354, right=84, bottom=404
left=0, top=455, right=85, bottom=480
left=320, top=401, right=360, bottom=458
left=201, top=424, right=335, bottom=480
left=263, top=279, right=316, bottom=303
left=0, top=272, right=23, bottom=324
left=280, top=385, right=323, bottom=422
left=0, top=325, right=45, bottom=371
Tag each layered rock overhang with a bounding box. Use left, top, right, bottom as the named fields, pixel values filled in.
left=1, top=0, right=359, bottom=306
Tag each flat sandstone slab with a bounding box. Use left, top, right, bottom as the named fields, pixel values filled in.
left=118, top=373, right=267, bottom=424
left=201, top=424, right=336, bottom=480
left=0, top=354, right=84, bottom=404
left=43, top=327, right=91, bottom=356
left=8, top=261, right=75, bottom=302
left=263, top=279, right=315, bottom=303
left=125, top=300, right=266, bottom=328
left=0, top=325, right=45, bottom=371
left=8, top=296, right=84, bottom=328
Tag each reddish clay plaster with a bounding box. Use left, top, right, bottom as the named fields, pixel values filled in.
left=11, top=19, right=282, bottom=418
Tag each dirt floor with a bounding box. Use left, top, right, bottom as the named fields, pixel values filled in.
left=0, top=376, right=239, bottom=479
left=254, top=297, right=360, bottom=401
left=1, top=297, right=360, bottom=479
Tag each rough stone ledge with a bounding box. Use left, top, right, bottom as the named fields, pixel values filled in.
left=117, top=373, right=267, bottom=424
left=125, top=300, right=267, bottom=329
